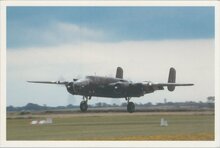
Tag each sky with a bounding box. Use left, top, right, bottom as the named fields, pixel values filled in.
left=6, top=6, right=215, bottom=107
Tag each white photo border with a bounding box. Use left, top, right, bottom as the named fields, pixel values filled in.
left=0, top=1, right=219, bottom=147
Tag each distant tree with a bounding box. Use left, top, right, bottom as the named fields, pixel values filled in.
left=56, top=106, right=66, bottom=109
left=102, top=102, right=108, bottom=107
left=24, top=103, right=42, bottom=111
left=121, top=102, right=127, bottom=107
left=207, top=96, right=215, bottom=103
left=156, top=103, right=163, bottom=106
left=7, top=105, right=15, bottom=112
left=207, top=96, right=215, bottom=108
left=112, top=103, right=118, bottom=107
left=43, top=104, right=48, bottom=110
left=164, top=98, right=167, bottom=104
left=144, top=102, right=152, bottom=107
left=66, top=104, right=74, bottom=108
left=167, top=102, right=174, bottom=105
left=95, top=102, right=102, bottom=107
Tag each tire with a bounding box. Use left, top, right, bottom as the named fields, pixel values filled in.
left=127, top=102, right=135, bottom=113
left=80, top=101, right=88, bottom=112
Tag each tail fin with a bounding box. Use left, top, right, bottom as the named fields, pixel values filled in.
left=116, top=67, right=123, bottom=79
left=168, top=67, right=176, bottom=91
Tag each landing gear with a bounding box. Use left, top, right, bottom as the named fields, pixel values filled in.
left=80, top=101, right=88, bottom=112
left=80, top=96, right=91, bottom=112
left=125, top=97, right=135, bottom=113
left=127, top=102, right=135, bottom=113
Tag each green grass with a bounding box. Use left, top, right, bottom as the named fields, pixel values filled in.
left=7, top=113, right=214, bottom=140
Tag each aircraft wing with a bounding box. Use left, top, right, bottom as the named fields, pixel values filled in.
left=27, top=81, right=68, bottom=85
left=155, top=83, right=194, bottom=86
left=150, top=82, right=194, bottom=91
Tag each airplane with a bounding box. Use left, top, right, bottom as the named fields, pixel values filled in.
left=27, top=67, right=194, bottom=113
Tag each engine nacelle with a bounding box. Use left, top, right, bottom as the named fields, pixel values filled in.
left=128, top=83, right=145, bottom=97
left=112, top=82, right=129, bottom=95
left=65, top=82, right=75, bottom=95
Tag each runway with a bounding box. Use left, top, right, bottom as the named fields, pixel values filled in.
left=7, top=111, right=214, bottom=140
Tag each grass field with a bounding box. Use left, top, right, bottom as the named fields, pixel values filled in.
left=7, top=112, right=214, bottom=140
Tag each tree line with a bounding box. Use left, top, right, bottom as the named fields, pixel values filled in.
left=7, top=96, right=214, bottom=112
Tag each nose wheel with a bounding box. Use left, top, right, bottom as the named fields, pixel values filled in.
left=125, top=97, right=135, bottom=113
left=80, top=96, right=91, bottom=112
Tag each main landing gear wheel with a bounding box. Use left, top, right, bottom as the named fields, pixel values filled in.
left=80, top=96, right=91, bottom=112
left=80, top=101, right=88, bottom=112
left=127, top=102, right=135, bottom=113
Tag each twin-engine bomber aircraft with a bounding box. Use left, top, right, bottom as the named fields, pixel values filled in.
left=28, top=67, right=194, bottom=113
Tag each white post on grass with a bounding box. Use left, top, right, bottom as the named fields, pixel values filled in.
left=160, top=118, right=168, bottom=127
